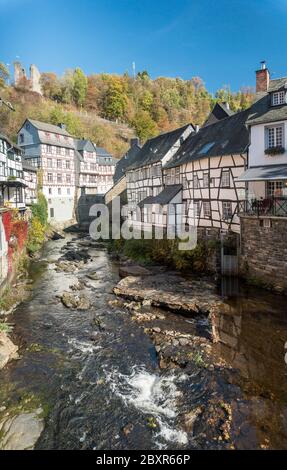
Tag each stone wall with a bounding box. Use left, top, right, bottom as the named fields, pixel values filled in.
left=240, top=215, right=287, bottom=292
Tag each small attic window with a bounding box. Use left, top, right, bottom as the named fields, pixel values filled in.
left=272, top=91, right=286, bottom=106
left=221, top=140, right=229, bottom=149
left=198, top=142, right=215, bottom=155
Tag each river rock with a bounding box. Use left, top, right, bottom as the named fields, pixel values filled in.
left=50, top=230, right=65, bottom=241
left=179, top=338, right=190, bottom=347
left=60, top=292, right=90, bottom=310
left=0, top=333, right=19, bottom=369
left=119, top=266, right=152, bottom=278
left=0, top=411, right=44, bottom=450
left=114, top=274, right=221, bottom=316
left=86, top=271, right=99, bottom=281
left=59, top=249, right=91, bottom=264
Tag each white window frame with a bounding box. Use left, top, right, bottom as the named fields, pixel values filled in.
left=221, top=170, right=230, bottom=188
left=265, top=124, right=284, bottom=149
left=222, top=201, right=232, bottom=219
left=272, top=91, right=286, bottom=106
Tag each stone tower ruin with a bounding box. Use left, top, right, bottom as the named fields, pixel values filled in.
left=13, top=62, right=42, bottom=95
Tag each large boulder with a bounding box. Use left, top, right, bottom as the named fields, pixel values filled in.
left=0, top=332, right=18, bottom=369
left=119, top=265, right=152, bottom=278
left=114, top=273, right=221, bottom=316
left=0, top=411, right=44, bottom=450
left=60, top=292, right=90, bottom=310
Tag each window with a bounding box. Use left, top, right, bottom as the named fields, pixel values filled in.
left=66, top=174, right=71, bottom=184
left=48, top=188, right=52, bottom=195
left=175, top=167, right=180, bottom=184
left=203, top=201, right=211, bottom=218
left=67, top=188, right=71, bottom=195
left=272, top=91, right=285, bottom=106
left=266, top=125, right=284, bottom=148
left=47, top=173, right=53, bottom=182
left=65, top=148, right=70, bottom=156
left=198, top=142, right=215, bottom=155
left=57, top=159, right=62, bottom=169
left=193, top=201, right=200, bottom=218
left=194, top=174, right=199, bottom=189
left=57, top=174, right=62, bottom=183
left=19, top=133, right=24, bottom=143
left=56, top=147, right=61, bottom=155
left=203, top=172, right=209, bottom=188
left=221, top=170, right=230, bottom=188
left=222, top=201, right=232, bottom=219
left=47, top=159, right=52, bottom=168
left=267, top=180, right=284, bottom=197
left=58, top=188, right=61, bottom=195
left=47, top=145, right=52, bottom=154
left=50, top=208, right=54, bottom=218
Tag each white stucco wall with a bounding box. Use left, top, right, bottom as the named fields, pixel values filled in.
left=249, top=121, right=287, bottom=167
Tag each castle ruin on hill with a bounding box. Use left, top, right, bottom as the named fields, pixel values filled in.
left=14, top=62, right=42, bottom=95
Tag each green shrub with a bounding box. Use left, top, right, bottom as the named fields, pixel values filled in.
left=31, top=192, right=48, bottom=227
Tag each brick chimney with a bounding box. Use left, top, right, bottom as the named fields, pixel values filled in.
left=256, top=61, right=270, bottom=92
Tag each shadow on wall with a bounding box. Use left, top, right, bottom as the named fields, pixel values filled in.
left=76, top=188, right=104, bottom=229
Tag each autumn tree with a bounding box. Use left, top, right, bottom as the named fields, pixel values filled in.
left=103, top=76, right=128, bottom=122
left=0, top=63, right=9, bottom=88
left=72, top=68, right=87, bottom=107
left=132, top=110, right=157, bottom=142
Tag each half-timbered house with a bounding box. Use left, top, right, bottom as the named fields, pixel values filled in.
left=163, top=109, right=250, bottom=235
left=125, top=124, right=194, bottom=226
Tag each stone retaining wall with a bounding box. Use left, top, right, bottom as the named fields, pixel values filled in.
left=240, top=215, right=287, bottom=292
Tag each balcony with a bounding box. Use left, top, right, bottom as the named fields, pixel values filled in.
left=238, top=198, right=287, bottom=217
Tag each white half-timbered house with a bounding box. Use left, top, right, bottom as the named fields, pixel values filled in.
left=125, top=124, right=194, bottom=226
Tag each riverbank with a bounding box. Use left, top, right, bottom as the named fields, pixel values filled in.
left=0, top=232, right=286, bottom=450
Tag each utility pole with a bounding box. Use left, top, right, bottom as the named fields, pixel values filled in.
left=132, top=61, right=136, bottom=80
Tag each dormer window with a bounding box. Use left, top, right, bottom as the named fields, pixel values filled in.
left=272, top=91, right=286, bottom=106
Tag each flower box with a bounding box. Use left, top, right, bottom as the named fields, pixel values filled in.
left=265, top=146, right=285, bottom=156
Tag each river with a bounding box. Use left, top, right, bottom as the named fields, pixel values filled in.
left=0, top=233, right=287, bottom=450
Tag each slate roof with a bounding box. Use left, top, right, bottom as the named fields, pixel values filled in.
left=28, top=119, right=72, bottom=137
left=0, top=132, right=21, bottom=152
left=247, top=92, right=287, bottom=125
left=75, top=139, right=95, bottom=153
left=95, top=146, right=112, bottom=157
left=138, top=185, right=182, bottom=207
left=203, top=102, right=234, bottom=127
left=165, top=109, right=250, bottom=169
left=127, top=124, right=192, bottom=171
left=114, top=143, right=142, bottom=183
left=268, top=77, right=287, bottom=92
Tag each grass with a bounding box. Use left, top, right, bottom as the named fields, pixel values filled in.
left=0, top=322, right=13, bottom=335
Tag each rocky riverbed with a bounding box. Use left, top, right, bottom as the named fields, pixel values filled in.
left=0, top=233, right=286, bottom=450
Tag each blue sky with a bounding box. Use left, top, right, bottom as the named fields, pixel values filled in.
left=1, top=0, right=287, bottom=93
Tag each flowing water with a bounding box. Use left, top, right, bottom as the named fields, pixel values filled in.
left=0, top=234, right=287, bottom=450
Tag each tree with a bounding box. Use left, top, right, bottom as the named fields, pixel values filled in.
left=103, top=76, right=128, bottom=121
left=72, top=68, right=87, bottom=107
left=0, top=63, right=9, bottom=88
left=86, top=75, right=99, bottom=111
left=40, top=73, right=62, bottom=101
left=132, top=110, right=157, bottom=142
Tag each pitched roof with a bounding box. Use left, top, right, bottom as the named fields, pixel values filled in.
left=138, top=184, right=182, bottom=207
left=268, top=77, right=287, bottom=92
left=247, top=92, right=287, bottom=125
left=127, top=124, right=192, bottom=171
left=95, top=146, right=112, bottom=157
left=165, top=109, right=250, bottom=169
left=203, top=102, right=234, bottom=127
left=28, top=119, right=72, bottom=137
left=75, top=139, right=95, bottom=153
left=114, top=142, right=142, bottom=183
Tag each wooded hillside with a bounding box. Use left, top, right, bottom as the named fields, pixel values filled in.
left=0, top=62, right=255, bottom=157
